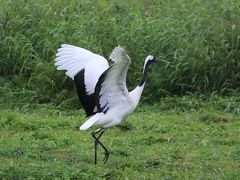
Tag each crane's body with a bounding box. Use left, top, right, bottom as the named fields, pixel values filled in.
left=55, top=44, right=161, bottom=164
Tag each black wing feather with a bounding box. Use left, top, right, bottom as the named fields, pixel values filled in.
left=94, top=66, right=113, bottom=114
left=74, top=69, right=96, bottom=117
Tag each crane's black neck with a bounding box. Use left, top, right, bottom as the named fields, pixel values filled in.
left=139, top=60, right=152, bottom=87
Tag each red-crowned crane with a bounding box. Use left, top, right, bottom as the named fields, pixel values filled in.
left=55, top=44, right=167, bottom=164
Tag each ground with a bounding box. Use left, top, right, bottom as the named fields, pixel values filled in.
left=0, top=96, right=239, bottom=179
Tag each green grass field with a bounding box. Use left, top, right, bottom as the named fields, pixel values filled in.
left=0, top=96, right=239, bottom=179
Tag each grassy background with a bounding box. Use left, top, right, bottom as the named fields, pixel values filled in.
left=0, top=0, right=240, bottom=107
left=0, top=96, right=240, bottom=179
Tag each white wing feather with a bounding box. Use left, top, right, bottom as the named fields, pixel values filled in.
left=97, top=45, right=132, bottom=112
left=55, top=44, right=109, bottom=94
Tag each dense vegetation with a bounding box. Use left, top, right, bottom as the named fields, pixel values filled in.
left=0, top=96, right=240, bottom=179
left=1, top=0, right=240, bottom=107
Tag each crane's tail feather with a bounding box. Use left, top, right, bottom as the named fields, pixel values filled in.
left=79, top=113, right=103, bottom=130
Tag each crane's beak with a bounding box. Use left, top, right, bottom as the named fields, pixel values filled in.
left=156, top=58, right=170, bottom=65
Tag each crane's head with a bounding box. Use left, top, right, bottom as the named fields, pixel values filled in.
left=144, top=55, right=169, bottom=68
left=145, top=55, right=156, bottom=63
left=139, top=55, right=169, bottom=86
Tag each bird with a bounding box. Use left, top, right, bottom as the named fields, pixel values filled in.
left=55, top=44, right=167, bottom=164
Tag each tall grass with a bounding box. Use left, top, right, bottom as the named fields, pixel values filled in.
left=0, top=0, right=240, bottom=106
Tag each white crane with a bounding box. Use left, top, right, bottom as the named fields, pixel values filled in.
left=55, top=44, right=167, bottom=164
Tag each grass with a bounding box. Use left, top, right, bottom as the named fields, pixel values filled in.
left=0, top=0, right=240, bottom=106
left=0, top=96, right=239, bottom=179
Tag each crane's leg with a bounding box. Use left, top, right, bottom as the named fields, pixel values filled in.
left=92, top=128, right=103, bottom=164
left=91, top=128, right=109, bottom=164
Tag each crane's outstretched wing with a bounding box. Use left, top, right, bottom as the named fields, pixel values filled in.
left=55, top=44, right=109, bottom=116
left=95, top=45, right=132, bottom=113
left=55, top=44, right=109, bottom=94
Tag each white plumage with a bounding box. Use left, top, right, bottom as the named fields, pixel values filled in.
left=79, top=112, right=104, bottom=131
left=55, top=44, right=161, bottom=164
left=55, top=44, right=108, bottom=94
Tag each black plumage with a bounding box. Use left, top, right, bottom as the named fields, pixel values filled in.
left=94, top=66, right=113, bottom=114
left=74, top=69, right=96, bottom=116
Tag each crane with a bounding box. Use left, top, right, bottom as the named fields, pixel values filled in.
left=55, top=44, right=167, bottom=164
